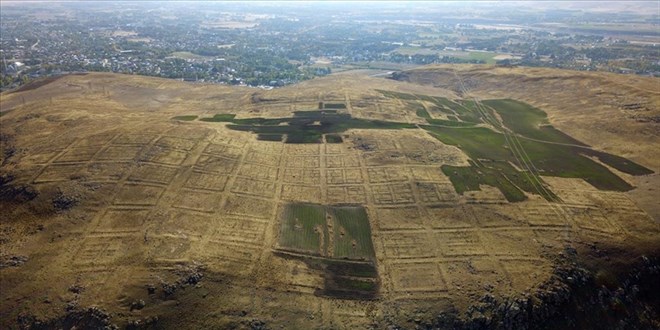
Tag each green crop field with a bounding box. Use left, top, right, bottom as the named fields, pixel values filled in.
left=426, top=118, right=477, bottom=127
left=427, top=96, right=483, bottom=123
left=325, top=134, right=343, bottom=143
left=324, top=103, right=347, bottom=109
left=432, top=96, right=461, bottom=110
left=195, top=92, right=651, bottom=201
left=331, top=206, right=375, bottom=260
left=375, top=90, right=653, bottom=199
left=285, top=132, right=323, bottom=143
left=394, top=93, right=479, bottom=128
left=199, top=114, right=236, bottom=122
left=466, top=51, right=498, bottom=64
left=422, top=125, right=510, bottom=160
left=279, top=203, right=328, bottom=255
left=171, top=115, right=198, bottom=121
left=332, top=277, right=377, bottom=292
left=201, top=111, right=414, bottom=143
left=381, top=91, right=483, bottom=125
left=412, top=101, right=432, bottom=119
left=324, top=259, right=378, bottom=278
left=589, top=152, right=653, bottom=176
left=423, top=119, right=642, bottom=199
left=256, top=134, right=284, bottom=142
left=454, top=100, right=485, bottom=123
left=430, top=105, right=456, bottom=115
left=277, top=203, right=379, bottom=299
left=482, top=99, right=587, bottom=146
left=278, top=203, right=375, bottom=260
left=441, top=160, right=557, bottom=202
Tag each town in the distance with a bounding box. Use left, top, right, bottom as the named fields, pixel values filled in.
left=1, top=1, right=658, bottom=91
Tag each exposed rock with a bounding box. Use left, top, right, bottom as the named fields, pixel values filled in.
left=130, top=300, right=146, bottom=311
left=161, top=282, right=177, bottom=296
left=68, top=284, right=85, bottom=294
left=126, top=316, right=159, bottom=329
left=52, top=190, right=79, bottom=211
left=158, top=263, right=205, bottom=296
left=18, top=306, right=117, bottom=330
left=0, top=255, right=28, bottom=268
left=415, top=249, right=660, bottom=330
left=0, top=133, right=17, bottom=165
left=146, top=284, right=156, bottom=295
left=0, top=175, right=37, bottom=203
left=246, top=319, right=268, bottom=330
left=175, top=262, right=205, bottom=286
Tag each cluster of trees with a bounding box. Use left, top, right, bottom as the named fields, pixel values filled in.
left=0, top=74, right=30, bottom=89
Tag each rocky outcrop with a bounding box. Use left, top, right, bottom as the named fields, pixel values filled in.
left=18, top=307, right=116, bottom=330
left=424, top=249, right=660, bottom=330
left=0, top=175, right=37, bottom=203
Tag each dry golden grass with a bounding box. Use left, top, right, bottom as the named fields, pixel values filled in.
left=0, top=68, right=658, bottom=328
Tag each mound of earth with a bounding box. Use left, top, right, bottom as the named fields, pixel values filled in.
left=1, top=67, right=658, bottom=329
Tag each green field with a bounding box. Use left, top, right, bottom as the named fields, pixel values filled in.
left=482, top=99, right=587, bottom=146
left=426, top=118, right=476, bottom=127
left=200, top=110, right=415, bottom=144
left=412, top=102, right=432, bottom=119
left=483, top=99, right=652, bottom=176
left=279, top=203, right=375, bottom=260
left=424, top=122, right=646, bottom=197
left=421, top=95, right=484, bottom=124
left=277, top=203, right=379, bottom=299
left=256, top=134, right=283, bottom=142
left=589, top=152, right=653, bottom=176
left=432, top=96, right=461, bottom=110
left=331, top=206, right=374, bottom=260
left=325, top=134, right=343, bottom=143
left=324, top=259, right=378, bottom=278
left=279, top=203, right=327, bottom=255
left=323, top=103, right=347, bottom=109
left=171, top=115, right=198, bottom=121
left=454, top=99, right=486, bottom=123
left=199, top=114, right=236, bottom=122
left=377, top=90, right=654, bottom=200
left=331, top=277, right=377, bottom=292
left=441, top=160, right=556, bottom=202
left=195, top=91, right=652, bottom=201
left=423, top=122, right=640, bottom=199
left=466, top=51, right=498, bottom=64
left=290, top=255, right=379, bottom=300
left=380, top=90, right=483, bottom=125
left=285, top=132, right=323, bottom=143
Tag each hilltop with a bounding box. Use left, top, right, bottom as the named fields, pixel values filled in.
left=1, top=67, right=659, bottom=329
